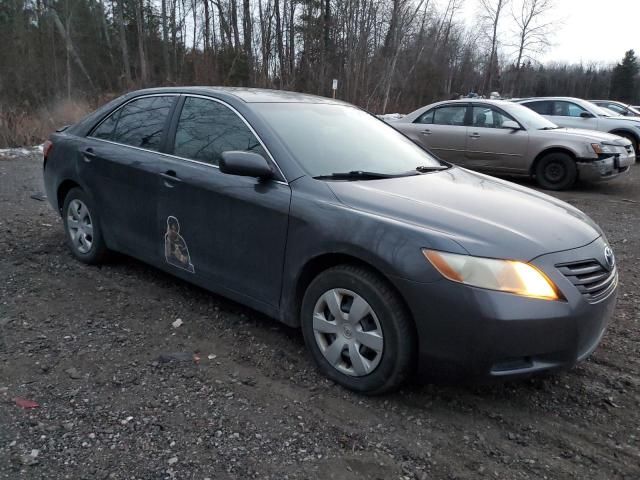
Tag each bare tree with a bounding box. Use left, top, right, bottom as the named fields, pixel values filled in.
left=135, top=0, right=148, bottom=84
left=510, top=0, right=554, bottom=95
left=479, top=0, right=509, bottom=94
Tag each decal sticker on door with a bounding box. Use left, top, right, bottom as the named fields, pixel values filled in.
left=164, top=216, right=195, bottom=273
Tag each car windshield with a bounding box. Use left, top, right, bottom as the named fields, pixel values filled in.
left=253, top=103, right=443, bottom=178
left=504, top=102, right=559, bottom=130
left=598, top=107, right=622, bottom=117
left=586, top=102, right=617, bottom=117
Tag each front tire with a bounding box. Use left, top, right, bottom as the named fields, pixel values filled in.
left=62, top=187, right=108, bottom=264
left=301, top=265, right=415, bottom=394
left=535, top=152, right=577, bottom=190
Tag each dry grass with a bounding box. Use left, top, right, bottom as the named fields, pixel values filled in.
left=0, top=96, right=117, bottom=148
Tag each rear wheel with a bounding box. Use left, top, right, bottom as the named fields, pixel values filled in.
left=301, top=265, right=415, bottom=394
left=535, top=152, right=577, bottom=191
left=62, top=187, right=108, bottom=264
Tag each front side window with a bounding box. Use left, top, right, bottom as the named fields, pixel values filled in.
left=93, top=96, right=175, bottom=151
left=553, top=101, right=587, bottom=117
left=471, top=106, right=516, bottom=129
left=432, top=106, right=467, bottom=126
left=172, top=97, right=266, bottom=166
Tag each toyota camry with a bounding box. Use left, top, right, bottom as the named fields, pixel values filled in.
left=43, top=87, right=618, bottom=394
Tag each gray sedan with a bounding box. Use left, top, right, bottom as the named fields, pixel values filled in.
left=392, top=99, right=634, bottom=190
left=43, top=88, right=617, bottom=393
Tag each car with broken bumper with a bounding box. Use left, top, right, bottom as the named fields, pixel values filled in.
left=390, top=99, right=634, bottom=190
left=43, top=87, right=618, bottom=393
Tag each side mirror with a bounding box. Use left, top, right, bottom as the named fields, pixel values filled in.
left=219, top=151, right=274, bottom=179
left=502, top=120, right=521, bottom=130
left=580, top=112, right=595, bottom=118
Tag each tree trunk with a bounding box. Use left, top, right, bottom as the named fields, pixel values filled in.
left=116, top=0, right=132, bottom=86
left=162, top=0, right=171, bottom=82
left=135, top=0, right=148, bottom=85
left=243, top=0, right=252, bottom=83
left=274, top=0, right=285, bottom=85
left=46, top=3, right=96, bottom=91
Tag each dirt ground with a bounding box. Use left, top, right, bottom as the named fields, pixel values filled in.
left=1, top=151, right=639, bottom=480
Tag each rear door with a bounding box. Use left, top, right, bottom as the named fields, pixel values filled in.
left=81, top=95, right=178, bottom=261
left=156, top=95, right=291, bottom=308
left=465, top=105, right=529, bottom=172
left=406, top=104, right=469, bottom=163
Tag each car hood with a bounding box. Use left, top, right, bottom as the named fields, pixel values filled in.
left=600, top=116, right=640, bottom=127
left=549, top=128, right=631, bottom=145
left=326, top=167, right=602, bottom=261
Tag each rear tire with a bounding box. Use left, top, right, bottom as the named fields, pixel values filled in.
left=301, top=265, right=415, bottom=395
left=62, top=187, right=109, bottom=264
left=535, top=152, right=577, bottom=191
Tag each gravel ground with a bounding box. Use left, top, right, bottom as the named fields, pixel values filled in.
left=1, top=151, right=639, bottom=480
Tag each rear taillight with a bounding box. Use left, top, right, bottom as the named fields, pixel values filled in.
left=43, top=140, right=53, bottom=159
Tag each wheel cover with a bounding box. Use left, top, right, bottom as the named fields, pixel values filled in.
left=544, top=161, right=566, bottom=183
left=66, top=199, right=94, bottom=254
left=312, top=288, right=384, bottom=377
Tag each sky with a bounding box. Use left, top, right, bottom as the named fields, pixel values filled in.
left=458, top=0, right=640, bottom=66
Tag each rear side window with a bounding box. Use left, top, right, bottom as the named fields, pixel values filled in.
left=172, top=97, right=266, bottom=166
left=414, top=109, right=434, bottom=124
left=522, top=101, right=552, bottom=115
left=92, top=111, right=119, bottom=140
left=432, top=106, right=467, bottom=126
left=91, top=96, right=175, bottom=151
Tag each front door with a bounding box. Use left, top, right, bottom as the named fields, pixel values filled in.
left=465, top=105, right=529, bottom=172
left=549, top=100, right=600, bottom=130
left=79, top=95, right=178, bottom=260
left=157, top=96, right=291, bottom=308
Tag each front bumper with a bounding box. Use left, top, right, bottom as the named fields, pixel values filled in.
left=395, top=237, right=618, bottom=383
left=577, top=152, right=634, bottom=182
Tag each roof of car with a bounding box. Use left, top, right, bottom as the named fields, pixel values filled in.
left=515, top=97, right=587, bottom=102
left=431, top=98, right=520, bottom=107
left=126, top=86, right=346, bottom=104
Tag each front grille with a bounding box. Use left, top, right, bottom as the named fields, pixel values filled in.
left=556, top=260, right=617, bottom=303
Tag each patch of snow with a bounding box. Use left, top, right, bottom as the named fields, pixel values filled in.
left=0, top=145, right=44, bottom=159
left=377, top=113, right=406, bottom=122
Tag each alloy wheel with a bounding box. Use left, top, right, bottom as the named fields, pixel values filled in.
left=312, top=288, right=384, bottom=377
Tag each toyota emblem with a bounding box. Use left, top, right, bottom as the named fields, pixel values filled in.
left=604, top=246, right=615, bottom=270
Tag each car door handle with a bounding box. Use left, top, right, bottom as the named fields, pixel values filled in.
left=421, top=129, right=432, bottom=135
left=469, top=133, right=481, bottom=139
left=83, top=148, right=96, bottom=162
left=160, top=170, right=182, bottom=186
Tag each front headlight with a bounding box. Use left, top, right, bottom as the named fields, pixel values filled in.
left=423, top=250, right=560, bottom=300
left=591, top=143, right=614, bottom=155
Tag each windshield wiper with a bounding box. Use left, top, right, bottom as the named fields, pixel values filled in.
left=313, top=170, right=414, bottom=180
left=415, top=165, right=449, bottom=173
left=538, top=126, right=561, bottom=130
